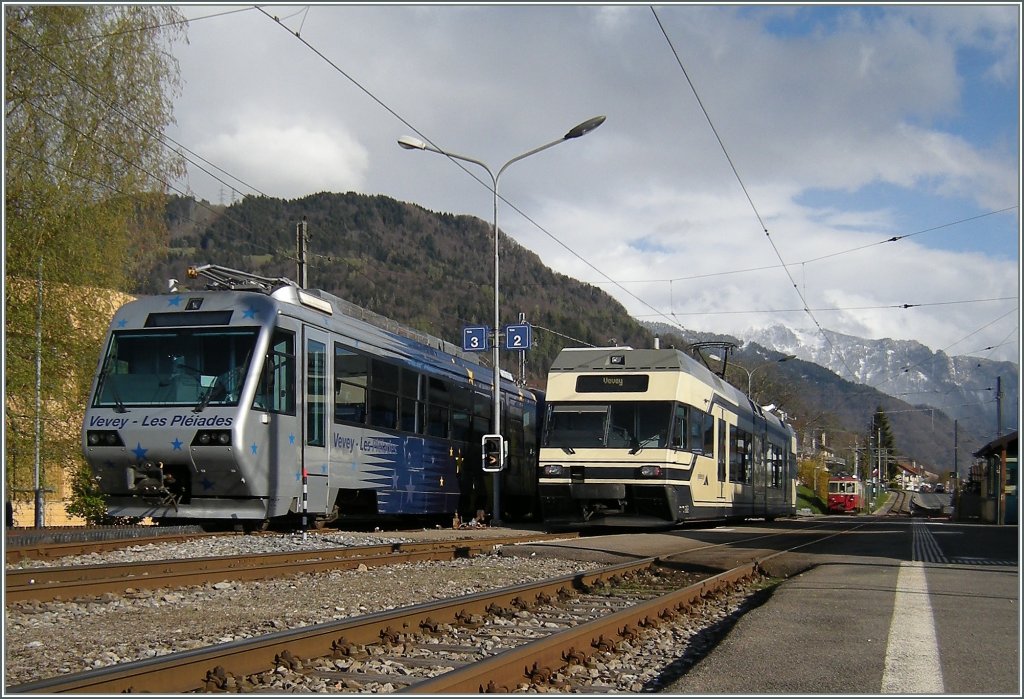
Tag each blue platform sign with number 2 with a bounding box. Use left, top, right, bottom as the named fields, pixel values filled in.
left=504, top=324, right=531, bottom=351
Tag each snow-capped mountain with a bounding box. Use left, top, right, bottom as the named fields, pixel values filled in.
left=741, top=325, right=1019, bottom=443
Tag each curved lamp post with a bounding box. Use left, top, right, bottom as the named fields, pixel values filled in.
left=398, top=115, right=605, bottom=524
left=738, top=354, right=797, bottom=395
left=710, top=353, right=796, bottom=397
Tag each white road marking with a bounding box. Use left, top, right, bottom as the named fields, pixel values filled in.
left=881, top=561, right=945, bottom=693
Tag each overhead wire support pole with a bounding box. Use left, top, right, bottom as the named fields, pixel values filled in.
left=296, top=217, right=308, bottom=289
left=34, top=257, right=44, bottom=528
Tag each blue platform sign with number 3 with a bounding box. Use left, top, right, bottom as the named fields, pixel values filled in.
left=504, top=324, right=531, bottom=351
left=463, top=326, right=489, bottom=352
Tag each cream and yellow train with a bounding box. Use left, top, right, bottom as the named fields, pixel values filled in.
left=538, top=347, right=797, bottom=526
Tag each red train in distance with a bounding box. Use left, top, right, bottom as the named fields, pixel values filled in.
left=827, top=475, right=864, bottom=514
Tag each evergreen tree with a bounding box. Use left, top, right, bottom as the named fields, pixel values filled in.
left=868, top=406, right=897, bottom=484
left=4, top=6, right=187, bottom=520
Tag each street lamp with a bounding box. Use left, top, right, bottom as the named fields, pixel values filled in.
left=398, top=115, right=605, bottom=524
left=708, top=353, right=796, bottom=397
left=737, top=358, right=798, bottom=397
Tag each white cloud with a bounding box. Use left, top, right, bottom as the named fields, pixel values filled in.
left=191, top=121, right=369, bottom=200
left=169, top=4, right=1020, bottom=362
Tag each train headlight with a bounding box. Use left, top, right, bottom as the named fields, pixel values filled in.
left=638, top=465, right=663, bottom=478
left=86, top=430, right=124, bottom=447
left=542, top=464, right=565, bottom=477
left=192, top=430, right=232, bottom=447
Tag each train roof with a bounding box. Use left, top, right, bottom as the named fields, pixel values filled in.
left=113, top=265, right=525, bottom=395
left=549, top=346, right=794, bottom=433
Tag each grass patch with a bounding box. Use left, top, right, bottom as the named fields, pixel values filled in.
left=797, top=484, right=826, bottom=514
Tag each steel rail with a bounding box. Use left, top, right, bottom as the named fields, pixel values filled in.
left=5, top=533, right=578, bottom=603
left=7, top=558, right=656, bottom=694
left=5, top=530, right=227, bottom=564
left=404, top=521, right=864, bottom=694
left=402, top=560, right=762, bottom=693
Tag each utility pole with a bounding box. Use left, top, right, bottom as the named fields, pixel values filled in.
left=34, top=258, right=44, bottom=528
left=517, top=312, right=527, bottom=386
left=296, top=217, right=308, bottom=288
left=953, top=420, right=958, bottom=482
left=995, top=376, right=1003, bottom=437
left=877, top=427, right=884, bottom=490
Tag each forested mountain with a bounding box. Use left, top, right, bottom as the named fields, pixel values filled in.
left=147, top=192, right=991, bottom=474
left=151, top=192, right=653, bottom=384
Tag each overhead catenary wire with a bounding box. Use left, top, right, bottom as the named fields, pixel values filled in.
left=650, top=5, right=876, bottom=384
left=255, top=6, right=695, bottom=338
left=632, top=296, right=1017, bottom=317
left=15, top=5, right=1015, bottom=395
left=597, top=206, right=1019, bottom=285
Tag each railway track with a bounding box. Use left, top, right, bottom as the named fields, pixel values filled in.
left=885, top=490, right=911, bottom=516
left=7, top=557, right=765, bottom=694
left=5, top=532, right=578, bottom=603
left=8, top=521, right=862, bottom=694
left=6, top=528, right=228, bottom=564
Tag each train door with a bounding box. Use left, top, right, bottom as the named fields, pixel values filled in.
left=752, top=417, right=768, bottom=517
left=302, top=326, right=331, bottom=516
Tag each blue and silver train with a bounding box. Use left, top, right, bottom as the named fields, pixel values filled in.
left=82, top=265, right=541, bottom=528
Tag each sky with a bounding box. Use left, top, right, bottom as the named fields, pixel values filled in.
left=167, top=3, right=1021, bottom=364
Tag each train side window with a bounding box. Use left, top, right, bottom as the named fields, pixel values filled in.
left=369, top=359, right=399, bottom=430
left=426, top=376, right=450, bottom=438
left=472, top=392, right=490, bottom=443
left=400, top=369, right=421, bottom=433
left=334, top=345, right=367, bottom=424
left=255, top=329, right=295, bottom=415
left=306, top=339, right=326, bottom=447
left=718, top=419, right=727, bottom=483
left=729, top=426, right=742, bottom=483
left=702, top=412, right=715, bottom=456
left=671, top=404, right=688, bottom=449
left=450, top=383, right=473, bottom=442
left=688, top=406, right=705, bottom=454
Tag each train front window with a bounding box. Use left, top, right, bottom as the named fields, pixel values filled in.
left=544, top=402, right=672, bottom=450
left=93, top=328, right=259, bottom=408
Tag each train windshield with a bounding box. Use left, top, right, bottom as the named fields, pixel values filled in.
left=92, top=328, right=260, bottom=409
left=544, top=401, right=672, bottom=450
left=829, top=481, right=858, bottom=494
